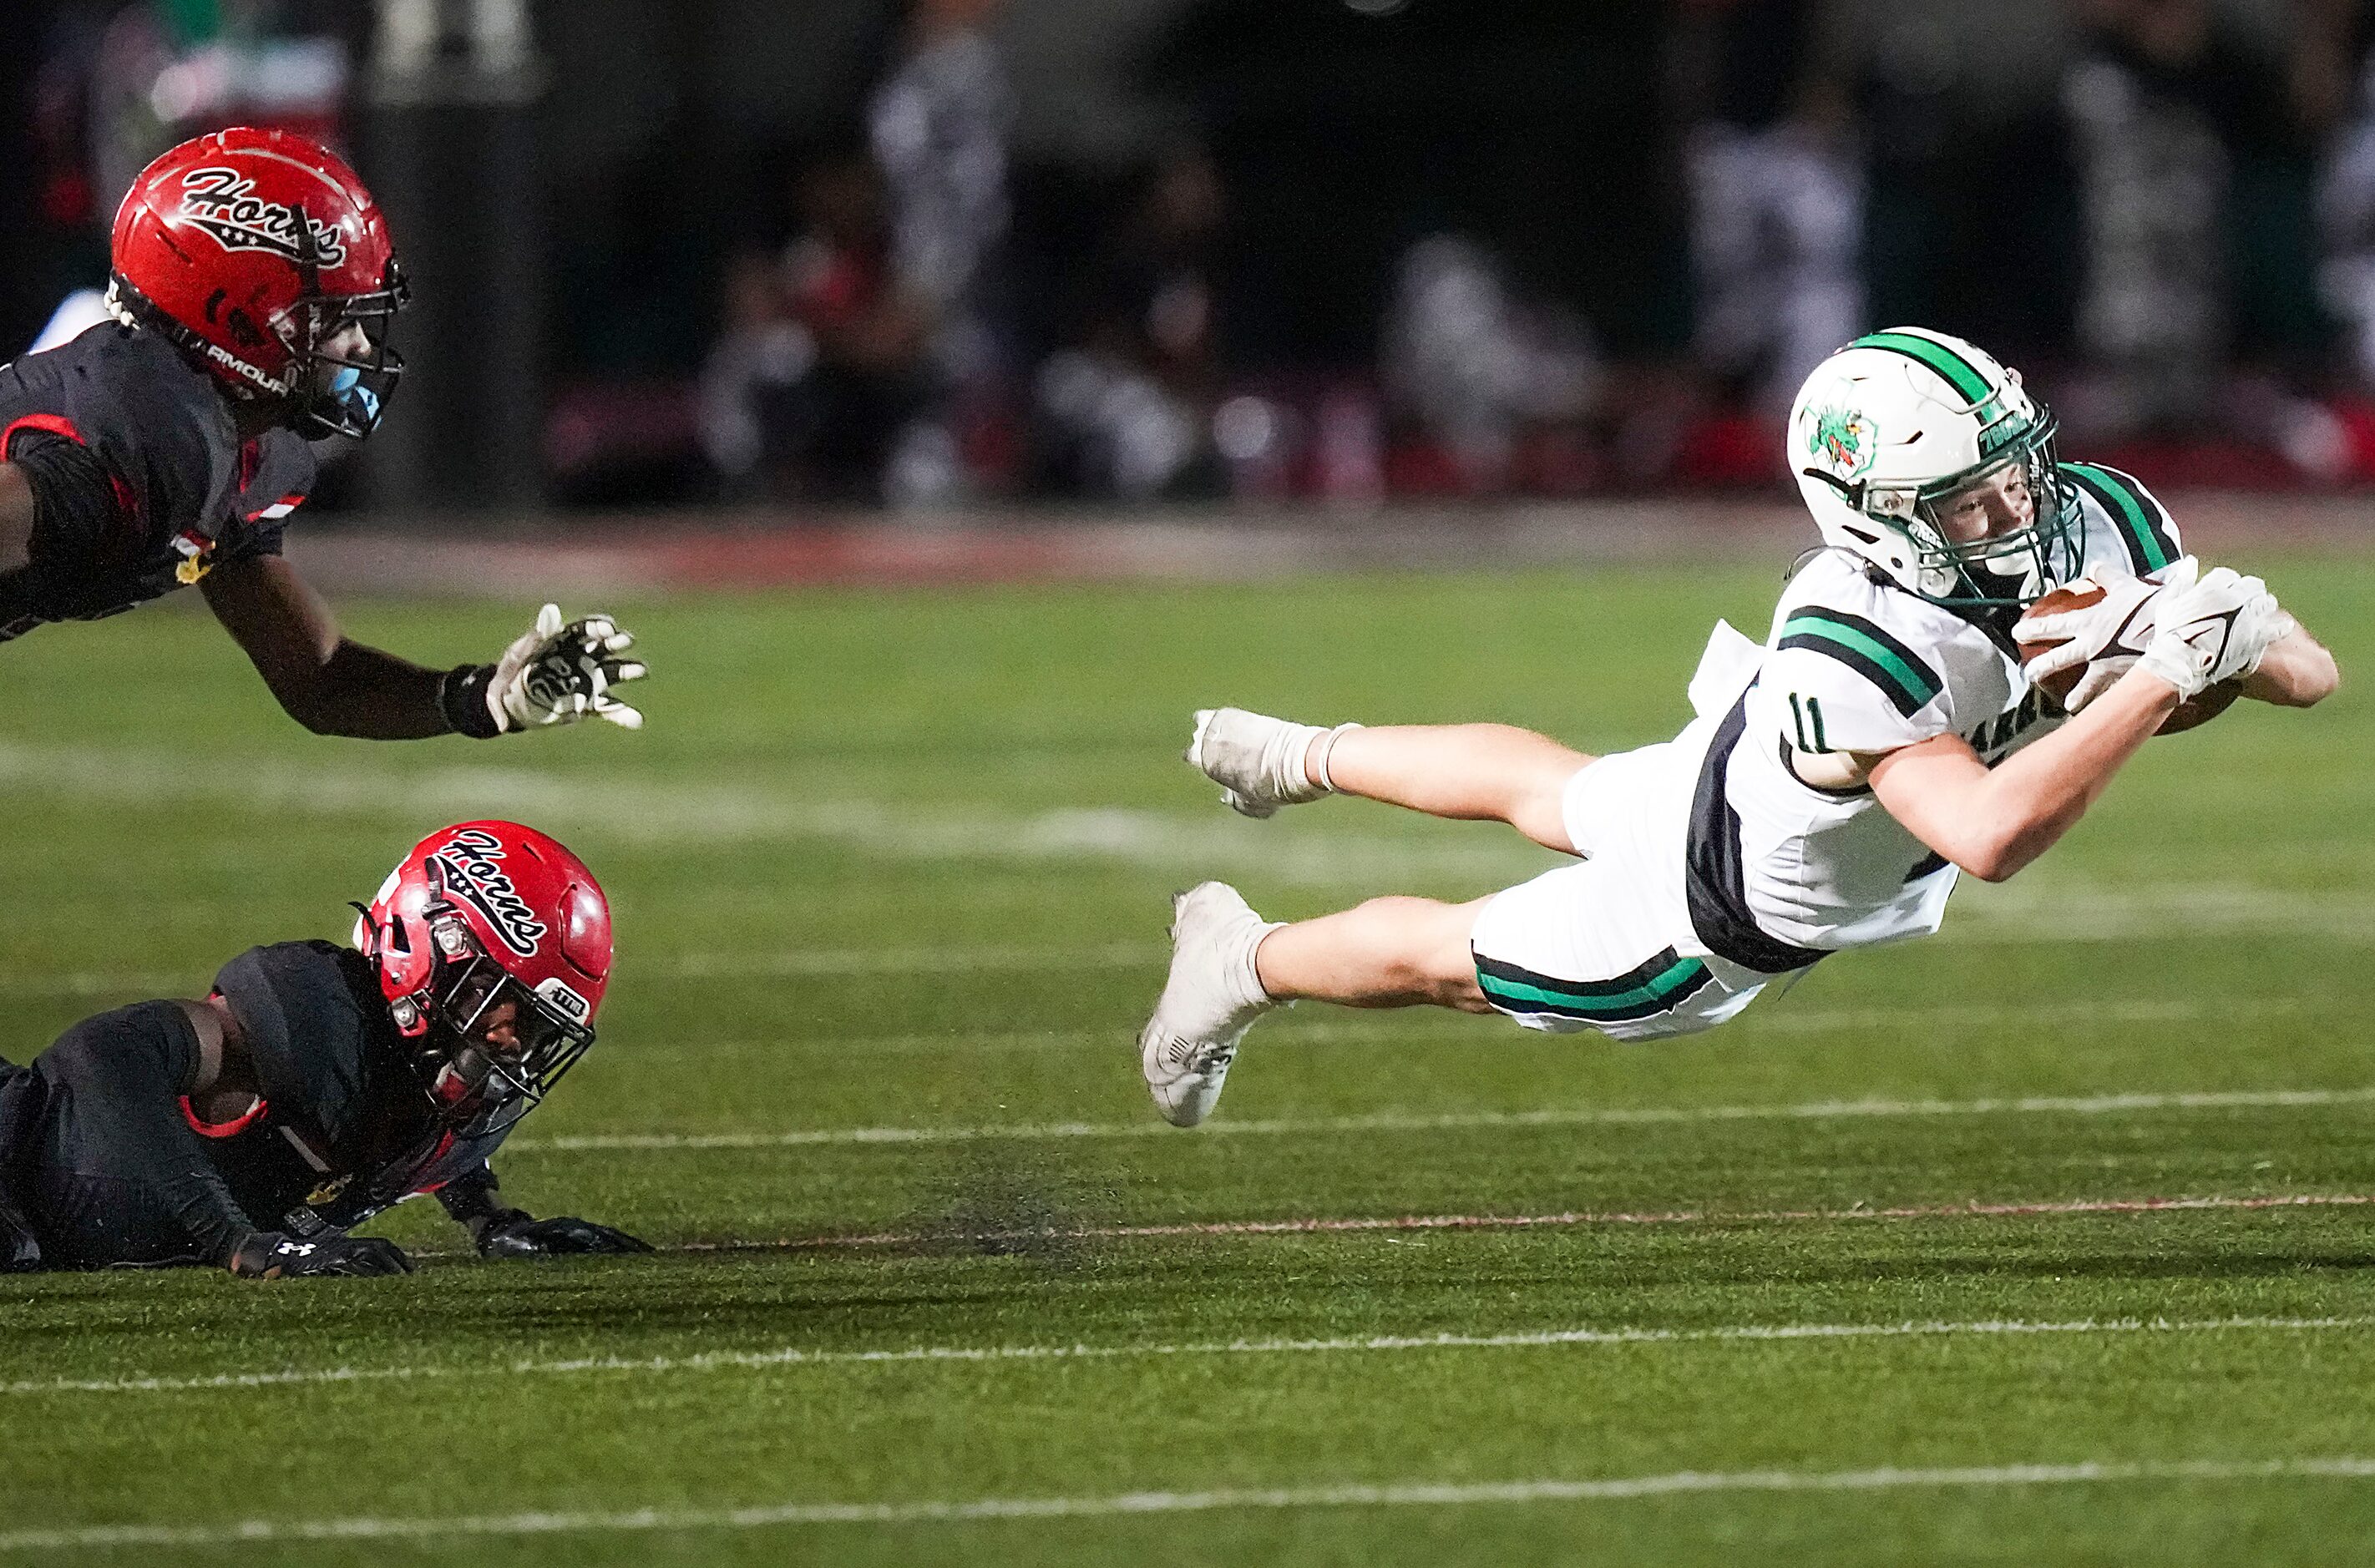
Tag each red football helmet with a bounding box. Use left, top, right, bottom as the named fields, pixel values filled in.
left=354, top=822, right=612, bottom=1132
left=109, top=126, right=407, bottom=440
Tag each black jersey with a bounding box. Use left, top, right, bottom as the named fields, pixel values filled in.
left=0, top=321, right=315, bottom=644
left=0, top=941, right=509, bottom=1269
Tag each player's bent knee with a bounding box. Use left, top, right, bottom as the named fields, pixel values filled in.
left=1435, top=969, right=1493, bottom=1014
left=1409, top=897, right=1491, bottom=1010
left=1492, top=745, right=1589, bottom=852
left=1509, top=774, right=1586, bottom=853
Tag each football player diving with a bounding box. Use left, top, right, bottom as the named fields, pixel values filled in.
left=1138, top=326, right=2340, bottom=1127
left=0, top=822, right=648, bottom=1277
left=0, top=126, right=644, bottom=738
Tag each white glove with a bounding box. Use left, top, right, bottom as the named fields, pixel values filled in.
left=2012, top=564, right=2184, bottom=712
left=2134, top=565, right=2281, bottom=701
left=487, top=604, right=647, bottom=731
left=2063, top=650, right=2141, bottom=714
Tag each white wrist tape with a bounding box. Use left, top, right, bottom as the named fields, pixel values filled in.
left=1311, top=723, right=1363, bottom=793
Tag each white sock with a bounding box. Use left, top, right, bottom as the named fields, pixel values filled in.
left=1233, top=919, right=1287, bottom=1008
left=1260, top=721, right=1329, bottom=800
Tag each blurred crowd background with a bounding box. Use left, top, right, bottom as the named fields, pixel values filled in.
left=9, top=0, right=2375, bottom=516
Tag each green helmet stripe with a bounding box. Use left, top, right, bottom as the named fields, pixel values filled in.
left=1848, top=331, right=1995, bottom=405
left=2059, top=463, right=2175, bottom=574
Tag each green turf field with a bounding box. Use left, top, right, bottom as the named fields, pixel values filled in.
left=1, top=552, right=2371, bottom=1564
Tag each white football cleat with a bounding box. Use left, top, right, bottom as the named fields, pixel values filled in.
left=1139, top=881, right=1282, bottom=1127
left=1188, top=708, right=1348, bottom=819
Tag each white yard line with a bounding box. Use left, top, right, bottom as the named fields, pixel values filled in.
left=1941, top=875, right=2375, bottom=944
left=0, top=943, right=1169, bottom=999
left=0, top=971, right=195, bottom=999
left=8, top=1455, right=2375, bottom=1548
left=609, top=994, right=2326, bottom=1059
left=506, top=1084, right=2375, bottom=1153
left=2, top=740, right=2366, bottom=931
left=585, top=1191, right=2374, bottom=1257
left=0, top=962, right=2332, bottom=1019
left=0, top=741, right=1536, bottom=884
left=1739, top=995, right=2314, bottom=1033
left=656, top=943, right=1166, bottom=978
left=8, top=1313, right=2372, bottom=1401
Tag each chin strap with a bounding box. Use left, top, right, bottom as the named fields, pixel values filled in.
left=1800, top=467, right=1861, bottom=508
left=104, top=275, right=289, bottom=400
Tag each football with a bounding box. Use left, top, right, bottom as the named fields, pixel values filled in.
left=2017, top=579, right=2241, bottom=734
left=2015, top=581, right=2104, bottom=708
left=2160, top=675, right=2245, bottom=735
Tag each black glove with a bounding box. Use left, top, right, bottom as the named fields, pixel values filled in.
left=474, top=1210, right=654, bottom=1258
left=232, top=1231, right=414, bottom=1280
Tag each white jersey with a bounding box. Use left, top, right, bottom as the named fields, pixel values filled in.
left=1678, top=463, right=2182, bottom=971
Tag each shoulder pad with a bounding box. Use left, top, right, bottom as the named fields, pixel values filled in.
left=1774, top=604, right=1945, bottom=720
left=211, top=942, right=376, bottom=1137
left=2059, top=461, right=2180, bottom=577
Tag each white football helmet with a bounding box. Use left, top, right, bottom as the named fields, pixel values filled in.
left=1787, top=327, right=2079, bottom=607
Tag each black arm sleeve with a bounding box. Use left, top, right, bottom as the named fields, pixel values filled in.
left=438, top=664, right=504, bottom=739
left=9, top=435, right=129, bottom=584
left=36, top=1004, right=258, bottom=1266
left=435, top=1163, right=521, bottom=1232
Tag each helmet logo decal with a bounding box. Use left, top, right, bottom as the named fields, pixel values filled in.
left=1977, top=408, right=2032, bottom=459
left=427, top=828, right=548, bottom=956
left=1808, top=404, right=1875, bottom=481
left=177, top=167, right=349, bottom=268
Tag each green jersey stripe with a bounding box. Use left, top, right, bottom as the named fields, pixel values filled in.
left=2060, top=462, right=2175, bottom=574
left=1476, top=956, right=1710, bottom=1018
left=1779, top=611, right=1944, bottom=714
left=1848, top=331, right=1993, bottom=405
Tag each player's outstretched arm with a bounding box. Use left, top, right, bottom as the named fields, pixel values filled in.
left=2016, top=561, right=2337, bottom=713
left=1874, top=567, right=2283, bottom=882
left=2240, top=615, right=2338, bottom=708
left=1867, top=675, right=2174, bottom=882
left=203, top=554, right=458, bottom=737
left=203, top=559, right=646, bottom=739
